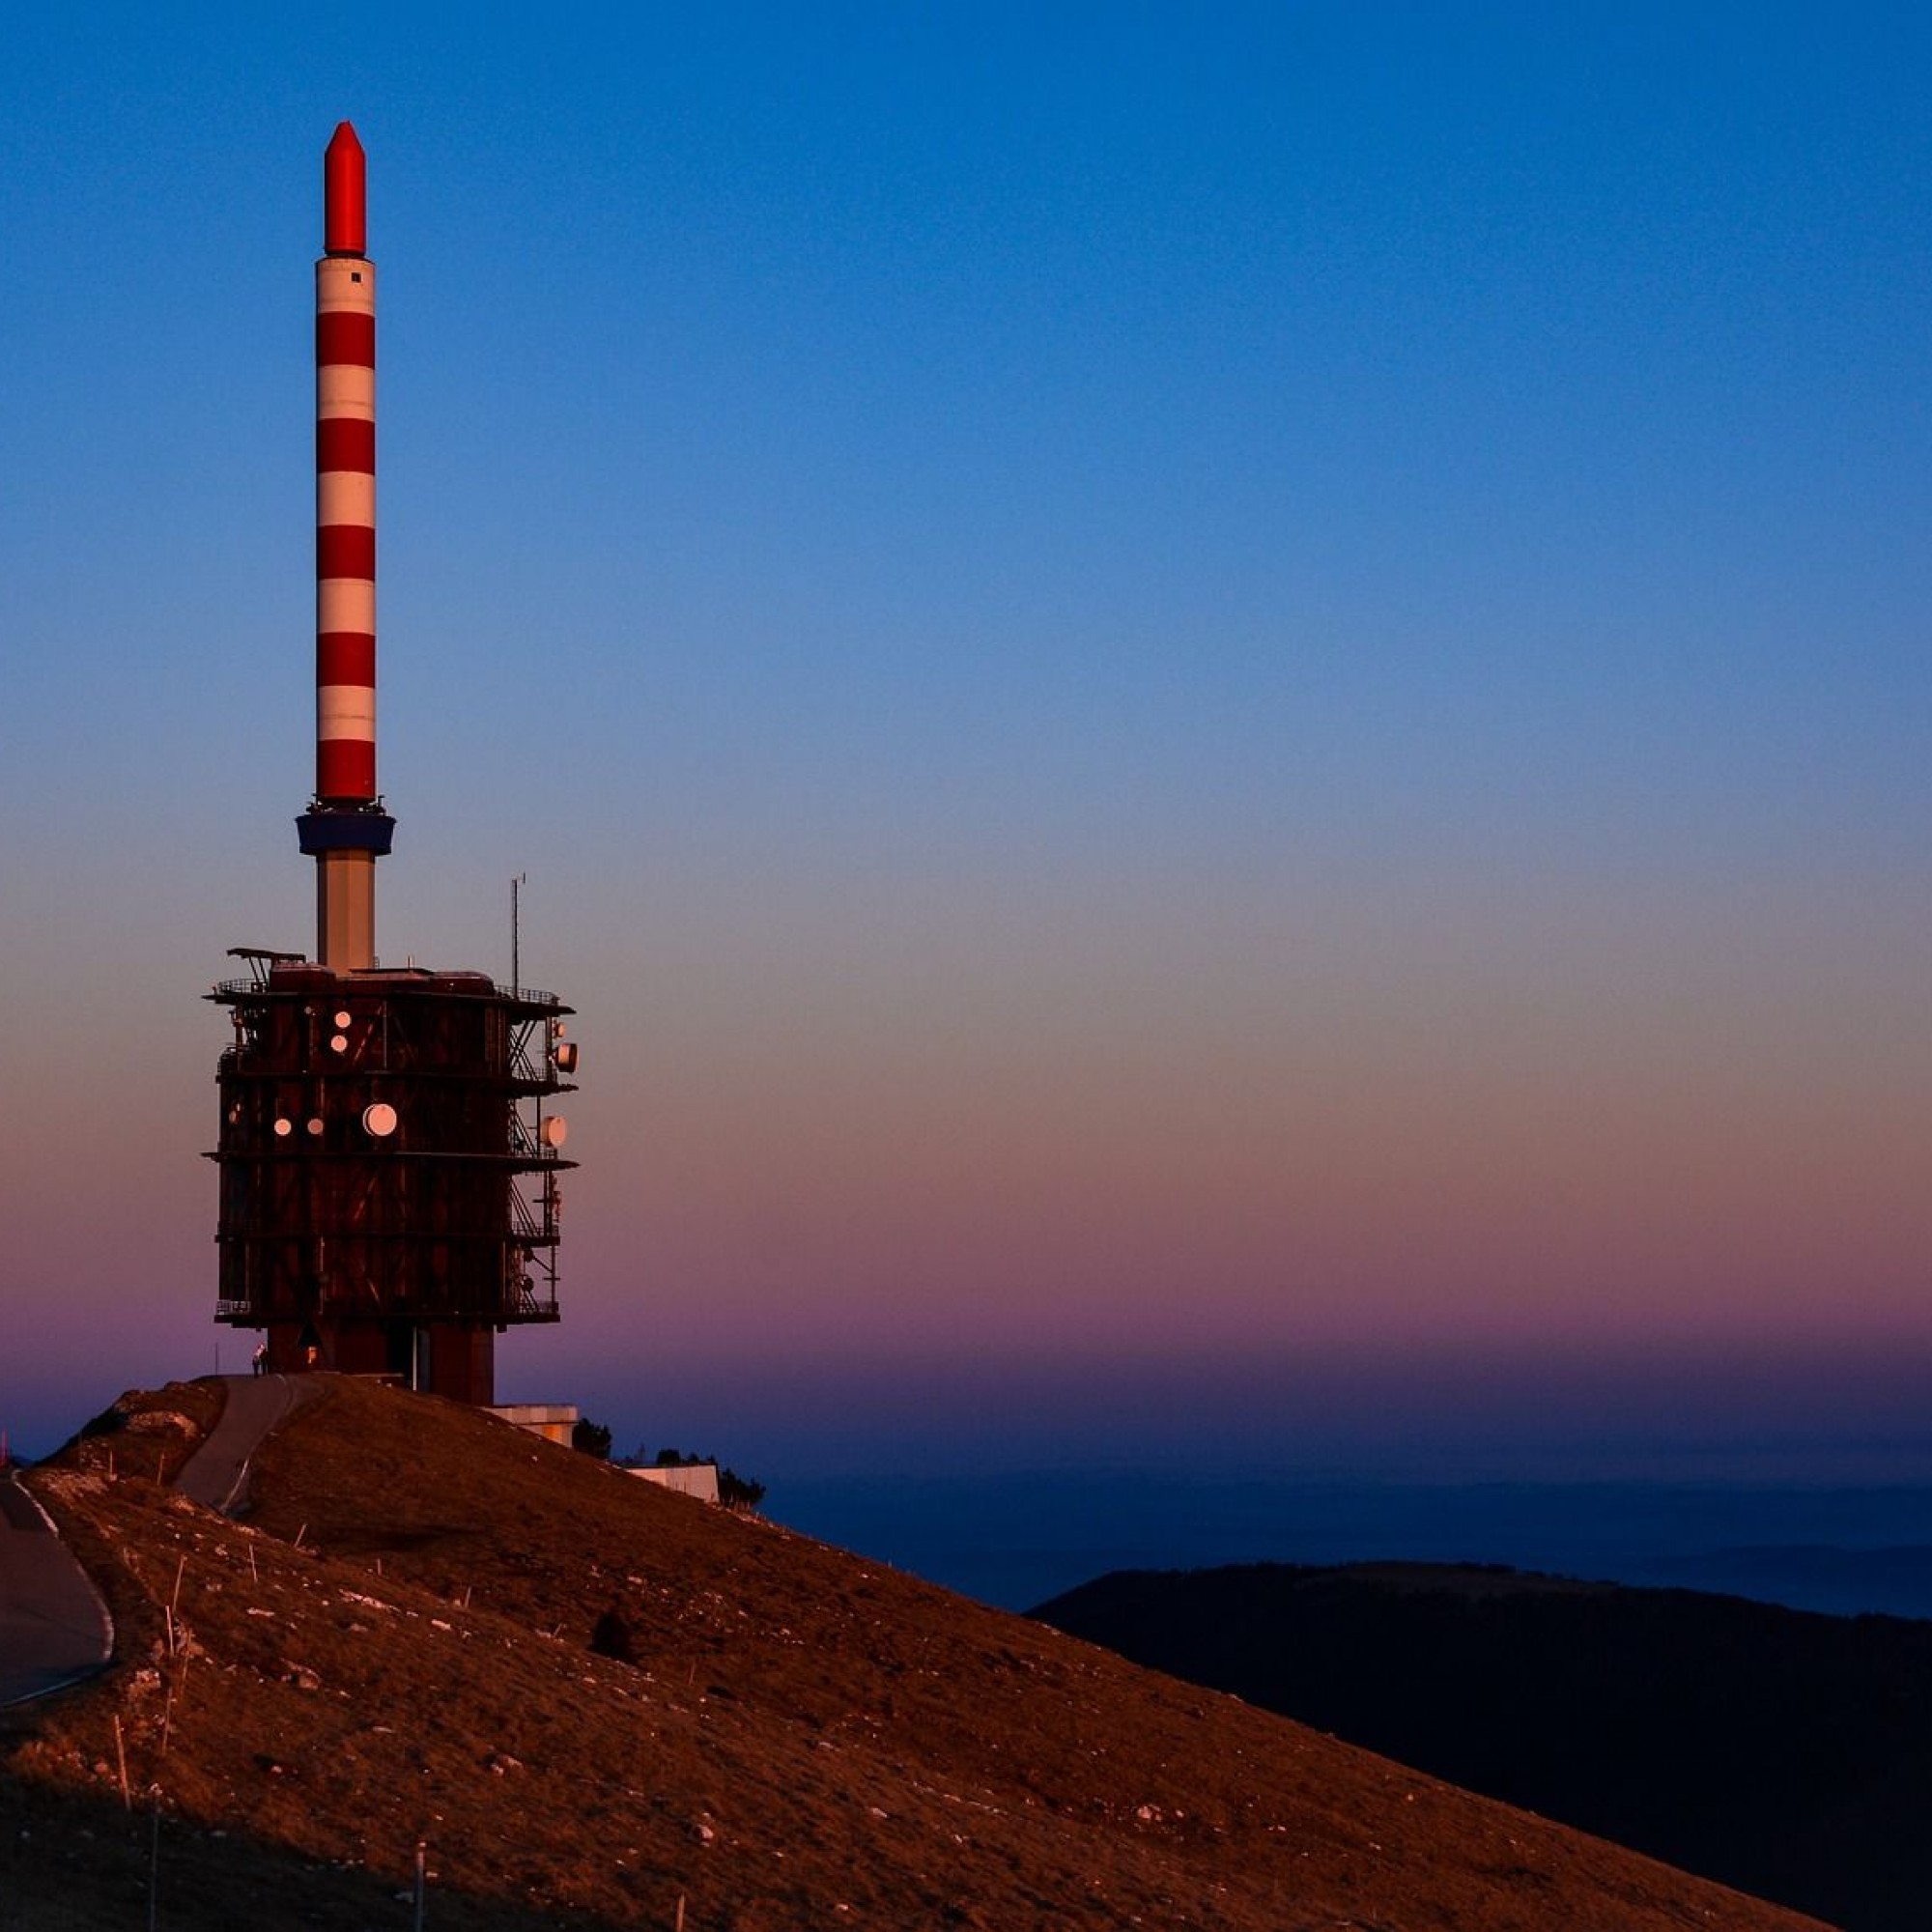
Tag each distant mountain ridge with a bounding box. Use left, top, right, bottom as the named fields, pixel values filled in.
left=1033, top=1559, right=1932, bottom=1932
left=775, top=1467, right=1932, bottom=1618
left=1643, top=1541, right=1932, bottom=1615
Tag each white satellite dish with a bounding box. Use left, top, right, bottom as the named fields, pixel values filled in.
left=362, top=1102, right=398, bottom=1138
left=273, top=1117, right=294, bottom=1138
left=540, top=1116, right=568, bottom=1149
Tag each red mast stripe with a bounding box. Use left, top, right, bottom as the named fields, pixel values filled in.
left=316, top=417, right=376, bottom=472
left=317, top=634, right=377, bottom=685
left=317, top=525, right=376, bottom=579
left=317, top=742, right=377, bottom=799
left=316, top=312, right=375, bottom=367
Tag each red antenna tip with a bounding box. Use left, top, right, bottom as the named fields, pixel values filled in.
left=324, top=122, right=366, bottom=257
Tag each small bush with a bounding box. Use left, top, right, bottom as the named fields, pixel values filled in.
left=589, top=1606, right=636, bottom=1663
left=720, top=1467, right=767, bottom=1511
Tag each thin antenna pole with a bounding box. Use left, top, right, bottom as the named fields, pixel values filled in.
left=511, top=873, right=526, bottom=995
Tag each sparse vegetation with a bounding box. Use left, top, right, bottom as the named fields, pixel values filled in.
left=718, top=1466, right=766, bottom=1511
left=4, top=1378, right=1831, bottom=1931
left=588, top=1604, right=636, bottom=1664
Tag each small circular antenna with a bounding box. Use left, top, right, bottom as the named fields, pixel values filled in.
left=540, top=1116, right=569, bottom=1149
left=273, top=1117, right=294, bottom=1138
left=329, top=1034, right=350, bottom=1053
left=306, top=1117, right=325, bottom=1136
left=362, top=1102, right=399, bottom=1138
left=333, top=1009, right=352, bottom=1029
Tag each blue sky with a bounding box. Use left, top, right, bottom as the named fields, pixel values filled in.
left=3, top=4, right=1930, bottom=1476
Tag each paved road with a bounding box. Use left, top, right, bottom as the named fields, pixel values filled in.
left=0, top=1468, right=114, bottom=1709
left=2, top=1375, right=325, bottom=1709
left=177, top=1374, right=324, bottom=1516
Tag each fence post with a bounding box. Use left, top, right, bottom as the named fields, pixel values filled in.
left=147, top=1788, right=161, bottom=1932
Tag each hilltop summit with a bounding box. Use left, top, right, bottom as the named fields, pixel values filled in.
left=4, top=1378, right=1832, bottom=1929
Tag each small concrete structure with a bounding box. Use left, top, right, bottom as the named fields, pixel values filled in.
left=624, top=1462, right=721, bottom=1504
left=487, top=1403, right=580, bottom=1447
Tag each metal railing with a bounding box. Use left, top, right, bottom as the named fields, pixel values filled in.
left=211, top=974, right=564, bottom=1008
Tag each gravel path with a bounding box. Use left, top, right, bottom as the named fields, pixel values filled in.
left=176, top=1374, right=325, bottom=1516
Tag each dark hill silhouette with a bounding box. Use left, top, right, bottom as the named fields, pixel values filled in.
left=1, top=1379, right=1832, bottom=1929
left=1032, top=1560, right=1929, bottom=1932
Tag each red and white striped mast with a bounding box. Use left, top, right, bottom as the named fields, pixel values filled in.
left=297, top=121, right=392, bottom=970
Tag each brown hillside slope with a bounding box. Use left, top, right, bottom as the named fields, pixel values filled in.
left=6, top=1378, right=1833, bottom=1931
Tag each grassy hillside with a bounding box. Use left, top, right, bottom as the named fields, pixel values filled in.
left=1035, top=1561, right=1927, bottom=1932
left=3, top=1378, right=1833, bottom=1929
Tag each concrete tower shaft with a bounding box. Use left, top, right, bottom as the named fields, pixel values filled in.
left=298, top=121, right=392, bottom=970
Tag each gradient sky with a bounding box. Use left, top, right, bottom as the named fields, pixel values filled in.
left=3, top=5, right=1930, bottom=1475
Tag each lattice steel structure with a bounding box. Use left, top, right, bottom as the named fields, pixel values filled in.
left=209, top=953, right=577, bottom=1404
